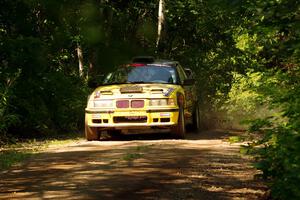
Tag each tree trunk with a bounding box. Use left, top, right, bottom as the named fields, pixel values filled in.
left=88, top=48, right=96, bottom=77
left=76, top=44, right=84, bottom=77
left=156, top=0, right=165, bottom=51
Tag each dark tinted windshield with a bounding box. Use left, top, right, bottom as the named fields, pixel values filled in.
left=103, top=65, right=178, bottom=84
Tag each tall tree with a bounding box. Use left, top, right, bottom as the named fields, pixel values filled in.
left=76, top=44, right=84, bottom=77
left=156, top=0, right=165, bottom=52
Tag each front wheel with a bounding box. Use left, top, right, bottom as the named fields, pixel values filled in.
left=192, top=103, right=201, bottom=132
left=172, top=107, right=186, bottom=139
left=85, top=125, right=100, bottom=141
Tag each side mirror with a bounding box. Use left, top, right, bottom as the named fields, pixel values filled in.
left=183, top=78, right=195, bottom=86
left=184, top=68, right=193, bottom=78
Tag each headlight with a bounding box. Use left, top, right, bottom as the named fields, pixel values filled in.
left=87, top=95, right=94, bottom=108
left=94, top=100, right=113, bottom=108
left=149, top=98, right=175, bottom=106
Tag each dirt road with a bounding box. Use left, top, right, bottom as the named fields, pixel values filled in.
left=0, top=130, right=266, bottom=200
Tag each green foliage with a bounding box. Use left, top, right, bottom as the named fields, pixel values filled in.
left=0, top=83, right=20, bottom=138
left=221, top=71, right=281, bottom=129
left=244, top=68, right=300, bottom=200
left=228, top=136, right=243, bottom=144
left=209, top=0, right=300, bottom=198
left=1, top=0, right=300, bottom=198
left=224, top=72, right=264, bottom=120
left=225, top=68, right=300, bottom=200
left=0, top=69, right=21, bottom=141
left=0, top=0, right=90, bottom=139
left=11, top=72, right=88, bottom=133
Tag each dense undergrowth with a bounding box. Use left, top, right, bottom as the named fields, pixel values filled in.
left=0, top=71, right=88, bottom=143
left=249, top=69, right=300, bottom=200
left=223, top=69, right=300, bottom=200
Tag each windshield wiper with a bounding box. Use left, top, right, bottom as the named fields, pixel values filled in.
left=102, top=82, right=128, bottom=85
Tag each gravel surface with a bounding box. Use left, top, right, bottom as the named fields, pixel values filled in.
left=0, top=130, right=267, bottom=200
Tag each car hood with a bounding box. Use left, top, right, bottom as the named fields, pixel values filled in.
left=93, top=83, right=179, bottom=99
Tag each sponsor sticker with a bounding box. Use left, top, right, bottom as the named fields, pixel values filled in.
left=160, top=113, right=171, bottom=117
left=92, top=114, right=101, bottom=118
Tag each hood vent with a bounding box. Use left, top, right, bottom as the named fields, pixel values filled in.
left=120, top=85, right=143, bottom=93
left=151, top=89, right=164, bottom=94
left=100, top=90, right=113, bottom=95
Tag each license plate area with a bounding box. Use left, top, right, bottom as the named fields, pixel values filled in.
left=113, top=116, right=147, bottom=123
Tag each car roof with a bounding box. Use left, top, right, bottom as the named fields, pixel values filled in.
left=131, top=56, right=179, bottom=67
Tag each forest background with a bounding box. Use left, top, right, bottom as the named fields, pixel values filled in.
left=0, top=0, right=299, bottom=199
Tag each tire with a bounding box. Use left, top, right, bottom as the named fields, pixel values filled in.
left=192, top=103, right=201, bottom=132
left=85, top=125, right=100, bottom=141
left=172, top=107, right=186, bottom=139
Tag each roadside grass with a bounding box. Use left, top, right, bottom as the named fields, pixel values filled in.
left=0, top=131, right=84, bottom=171
left=0, top=150, right=32, bottom=170
left=122, top=144, right=153, bottom=161
left=227, top=131, right=255, bottom=144
left=228, top=136, right=243, bottom=144
left=225, top=131, right=265, bottom=156
left=123, top=153, right=143, bottom=161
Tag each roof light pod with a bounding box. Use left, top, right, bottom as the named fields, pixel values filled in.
left=132, top=56, right=155, bottom=63
left=130, top=63, right=145, bottom=67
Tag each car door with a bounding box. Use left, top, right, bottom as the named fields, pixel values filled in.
left=176, top=64, right=194, bottom=120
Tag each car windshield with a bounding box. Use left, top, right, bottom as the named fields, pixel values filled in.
left=103, top=65, right=178, bottom=84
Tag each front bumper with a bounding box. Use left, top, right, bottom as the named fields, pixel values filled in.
left=85, top=108, right=179, bottom=129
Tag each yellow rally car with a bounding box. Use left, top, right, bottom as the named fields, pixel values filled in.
left=85, top=58, right=200, bottom=140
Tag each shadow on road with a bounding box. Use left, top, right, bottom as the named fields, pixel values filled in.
left=101, top=129, right=245, bottom=141
left=0, top=129, right=265, bottom=200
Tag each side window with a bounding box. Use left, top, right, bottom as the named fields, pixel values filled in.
left=176, top=64, right=187, bottom=84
